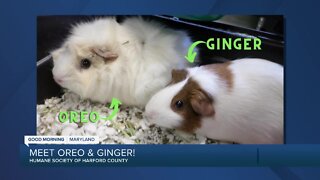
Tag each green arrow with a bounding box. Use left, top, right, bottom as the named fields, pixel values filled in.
left=184, top=40, right=206, bottom=63
left=103, top=98, right=122, bottom=121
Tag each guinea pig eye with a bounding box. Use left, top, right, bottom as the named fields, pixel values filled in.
left=80, top=58, right=91, bottom=69
left=175, top=100, right=184, bottom=109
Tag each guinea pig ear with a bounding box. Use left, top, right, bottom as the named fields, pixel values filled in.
left=171, top=69, right=188, bottom=84
left=51, top=47, right=65, bottom=60
left=91, top=48, right=118, bottom=62
left=190, top=89, right=215, bottom=117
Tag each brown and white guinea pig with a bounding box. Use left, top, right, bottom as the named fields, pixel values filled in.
left=145, top=58, right=284, bottom=144
left=51, top=17, right=192, bottom=106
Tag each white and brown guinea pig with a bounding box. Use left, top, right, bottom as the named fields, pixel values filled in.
left=145, top=58, right=283, bottom=144
left=51, top=17, right=192, bottom=106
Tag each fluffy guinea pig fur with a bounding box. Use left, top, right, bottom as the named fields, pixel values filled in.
left=145, top=58, right=283, bottom=144
left=51, top=17, right=192, bottom=106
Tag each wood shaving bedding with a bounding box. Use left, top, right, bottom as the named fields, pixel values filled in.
left=37, top=91, right=230, bottom=144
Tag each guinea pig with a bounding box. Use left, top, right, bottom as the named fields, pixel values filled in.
left=51, top=17, right=192, bottom=106
left=145, top=58, right=283, bottom=144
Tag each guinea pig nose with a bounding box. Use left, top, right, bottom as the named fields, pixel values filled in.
left=53, top=76, right=64, bottom=84
left=54, top=78, right=62, bottom=84
left=57, top=79, right=63, bottom=83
